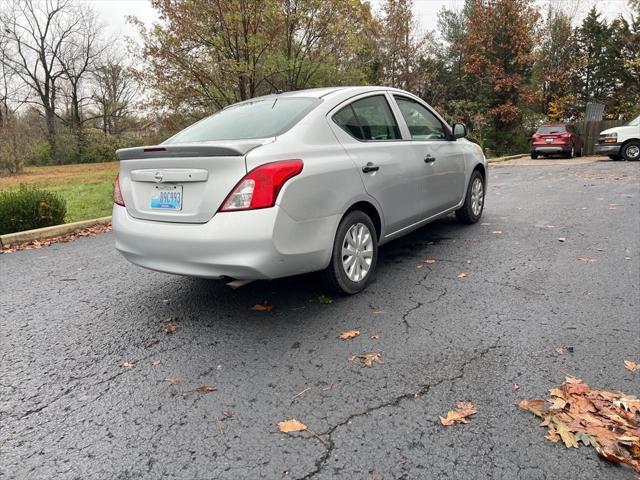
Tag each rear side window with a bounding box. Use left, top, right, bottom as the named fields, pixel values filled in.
left=537, top=125, right=567, bottom=134
left=165, top=97, right=320, bottom=143
left=333, top=95, right=401, bottom=141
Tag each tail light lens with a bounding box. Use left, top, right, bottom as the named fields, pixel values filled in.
left=219, top=160, right=303, bottom=212
left=561, top=133, right=571, bottom=138
left=113, top=173, right=125, bottom=206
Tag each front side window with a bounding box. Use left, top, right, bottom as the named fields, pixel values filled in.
left=333, top=95, right=401, bottom=141
left=165, top=97, right=320, bottom=143
left=394, top=96, right=447, bottom=140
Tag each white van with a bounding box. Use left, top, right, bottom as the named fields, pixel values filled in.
left=594, top=114, right=640, bottom=161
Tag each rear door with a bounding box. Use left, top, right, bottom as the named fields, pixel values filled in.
left=117, top=142, right=264, bottom=223
left=391, top=95, right=466, bottom=217
left=328, top=93, right=428, bottom=233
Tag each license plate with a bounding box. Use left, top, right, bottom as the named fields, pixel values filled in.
left=545, top=138, right=553, bottom=143
left=151, top=185, right=183, bottom=210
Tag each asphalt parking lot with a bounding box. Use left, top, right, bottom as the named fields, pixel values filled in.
left=1, top=157, right=639, bottom=479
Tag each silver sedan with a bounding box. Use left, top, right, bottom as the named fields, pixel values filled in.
left=113, top=86, right=487, bottom=294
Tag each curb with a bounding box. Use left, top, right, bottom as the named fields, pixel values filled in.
left=487, top=153, right=529, bottom=163
left=0, top=216, right=112, bottom=248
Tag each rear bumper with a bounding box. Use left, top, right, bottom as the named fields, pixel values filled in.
left=113, top=205, right=338, bottom=280
left=531, top=145, right=567, bottom=153
left=594, top=143, right=621, bottom=155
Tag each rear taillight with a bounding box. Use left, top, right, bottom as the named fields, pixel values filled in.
left=113, top=173, right=125, bottom=206
left=219, top=160, right=303, bottom=212
left=561, top=133, right=571, bottom=138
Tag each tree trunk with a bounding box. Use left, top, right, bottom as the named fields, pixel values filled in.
left=45, top=108, right=59, bottom=164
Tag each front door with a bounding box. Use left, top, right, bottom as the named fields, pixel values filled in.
left=392, top=95, right=466, bottom=217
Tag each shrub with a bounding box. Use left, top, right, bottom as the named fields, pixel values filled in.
left=0, top=185, right=67, bottom=235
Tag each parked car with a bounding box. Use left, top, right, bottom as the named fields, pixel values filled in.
left=113, top=87, right=487, bottom=294
left=594, top=114, right=640, bottom=161
left=530, top=123, right=584, bottom=159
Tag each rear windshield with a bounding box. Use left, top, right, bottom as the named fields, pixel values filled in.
left=537, top=125, right=567, bottom=134
left=165, top=97, right=321, bottom=143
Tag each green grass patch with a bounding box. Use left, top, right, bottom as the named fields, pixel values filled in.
left=0, top=161, right=118, bottom=224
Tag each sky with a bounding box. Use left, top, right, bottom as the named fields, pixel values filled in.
left=86, top=0, right=635, bottom=42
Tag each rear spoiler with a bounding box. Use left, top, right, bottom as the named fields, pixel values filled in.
left=116, top=142, right=263, bottom=160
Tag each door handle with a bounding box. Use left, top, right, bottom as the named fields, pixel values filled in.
left=362, top=163, right=380, bottom=173
left=424, top=155, right=436, bottom=163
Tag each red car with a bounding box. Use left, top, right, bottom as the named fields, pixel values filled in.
left=531, top=124, right=584, bottom=159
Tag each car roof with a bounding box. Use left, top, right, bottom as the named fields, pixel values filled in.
left=237, top=86, right=405, bottom=103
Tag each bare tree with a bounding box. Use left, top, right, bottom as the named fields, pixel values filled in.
left=92, top=60, right=138, bottom=134
left=0, top=0, right=83, bottom=163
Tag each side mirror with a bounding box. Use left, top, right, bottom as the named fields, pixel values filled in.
left=452, top=123, right=467, bottom=139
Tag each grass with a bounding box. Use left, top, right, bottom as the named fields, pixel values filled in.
left=0, top=162, right=118, bottom=223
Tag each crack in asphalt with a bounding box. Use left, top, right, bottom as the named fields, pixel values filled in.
left=296, top=340, right=503, bottom=479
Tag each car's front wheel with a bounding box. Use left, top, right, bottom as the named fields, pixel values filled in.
left=622, top=141, right=640, bottom=161
left=323, top=211, right=378, bottom=294
left=456, top=170, right=485, bottom=224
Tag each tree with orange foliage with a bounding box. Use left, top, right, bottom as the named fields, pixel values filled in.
left=462, top=0, right=540, bottom=154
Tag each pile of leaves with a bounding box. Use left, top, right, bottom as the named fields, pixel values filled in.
left=519, top=376, right=640, bottom=473
left=1, top=223, right=112, bottom=253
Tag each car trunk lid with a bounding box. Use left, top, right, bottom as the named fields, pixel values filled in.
left=116, top=141, right=266, bottom=223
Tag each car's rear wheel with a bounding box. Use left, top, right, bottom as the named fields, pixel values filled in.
left=575, top=146, right=583, bottom=157
left=621, top=141, right=640, bottom=161
left=530, top=151, right=538, bottom=159
left=323, top=210, right=378, bottom=294
left=456, top=170, right=485, bottom=225
left=564, top=145, right=574, bottom=159
left=609, top=154, right=622, bottom=161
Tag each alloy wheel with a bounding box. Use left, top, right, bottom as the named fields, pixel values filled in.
left=470, top=177, right=484, bottom=217
left=341, top=223, right=374, bottom=282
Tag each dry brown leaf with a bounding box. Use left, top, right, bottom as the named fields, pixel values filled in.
left=457, top=272, right=467, bottom=279
left=558, top=237, right=567, bottom=242
left=624, top=360, right=640, bottom=372
left=351, top=351, right=384, bottom=368
left=193, top=385, right=217, bottom=393
left=151, top=359, right=161, bottom=366
left=338, top=329, right=360, bottom=340
left=424, top=259, right=436, bottom=264
left=555, top=346, right=564, bottom=354
left=512, top=383, right=520, bottom=391
left=0, top=223, right=112, bottom=254
left=520, top=377, right=640, bottom=473
left=164, top=322, right=177, bottom=334
left=278, top=419, right=307, bottom=433
left=120, top=362, right=135, bottom=369
left=416, top=264, right=424, bottom=269
left=440, top=401, right=478, bottom=426
left=251, top=303, right=273, bottom=312
left=492, top=230, right=503, bottom=234
left=370, top=333, right=380, bottom=340
left=577, top=256, right=597, bottom=263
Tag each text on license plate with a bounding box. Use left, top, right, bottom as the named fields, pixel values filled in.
left=151, top=185, right=183, bottom=210
left=545, top=138, right=553, bottom=143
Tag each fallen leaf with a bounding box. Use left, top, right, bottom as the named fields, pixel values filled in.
left=424, top=259, right=436, bottom=264
left=439, top=401, right=478, bottom=426
left=164, top=322, right=177, bottom=334
left=370, top=333, right=380, bottom=340
left=120, top=362, right=135, bottom=369
left=555, top=346, right=564, bottom=354
left=278, top=419, right=307, bottom=433
left=370, top=305, right=385, bottom=315
left=193, top=385, right=217, bottom=393
left=577, top=256, right=597, bottom=263
left=513, top=383, right=520, bottom=391
left=0, top=223, right=112, bottom=254
left=223, top=411, right=233, bottom=417
left=318, top=295, right=333, bottom=304
left=546, top=224, right=556, bottom=228
left=322, top=383, right=334, bottom=391
left=492, top=230, right=503, bottom=234
left=520, top=377, right=640, bottom=472
left=151, top=359, right=161, bottom=366
left=338, top=329, right=360, bottom=340
left=251, top=302, right=273, bottom=312
left=350, top=351, right=384, bottom=368
left=416, top=264, right=424, bottom=269
left=558, top=237, right=567, bottom=242
left=624, top=360, right=640, bottom=372
left=457, top=272, right=467, bottom=279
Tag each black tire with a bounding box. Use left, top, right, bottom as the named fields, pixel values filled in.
left=322, top=210, right=378, bottom=295
left=455, top=170, right=485, bottom=225
left=575, top=146, right=583, bottom=157
left=530, top=151, right=538, bottom=159
left=609, top=154, right=623, bottom=161
left=564, top=145, right=574, bottom=159
left=621, top=141, right=640, bottom=161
